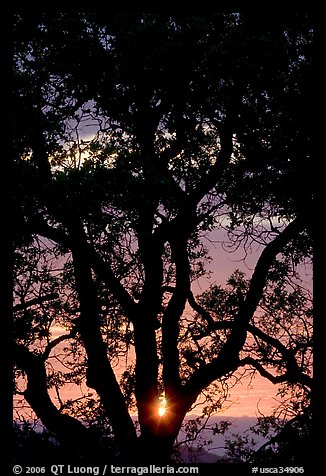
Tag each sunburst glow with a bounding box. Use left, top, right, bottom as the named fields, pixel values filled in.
left=158, top=395, right=166, bottom=417
left=158, top=406, right=166, bottom=417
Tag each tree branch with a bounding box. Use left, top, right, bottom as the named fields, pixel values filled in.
left=249, top=413, right=310, bottom=462
left=162, top=237, right=190, bottom=396
left=86, top=244, right=138, bottom=320
left=186, top=286, right=312, bottom=388
left=136, top=217, right=164, bottom=321
left=187, top=290, right=217, bottom=328
left=29, top=107, right=53, bottom=184
left=43, top=330, right=77, bottom=360
left=32, top=218, right=137, bottom=320
left=27, top=215, right=138, bottom=453
left=13, top=293, right=59, bottom=312
left=183, top=216, right=306, bottom=399
left=71, top=244, right=137, bottom=450
left=152, top=123, right=233, bottom=246
left=247, top=325, right=312, bottom=388
left=218, top=216, right=306, bottom=360
left=30, top=218, right=72, bottom=248
left=239, top=357, right=290, bottom=384
left=186, top=315, right=312, bottom=389
left=14, top=343, right=94, bottom=453
left=188, top=123, right=233, bottom=204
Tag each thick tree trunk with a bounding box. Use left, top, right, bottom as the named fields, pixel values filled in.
left=72, top=246, right=137, bottom=456
left=135, top=397, right=192, bottom=464
left=136, top=426, right=180, bottom=463
left=137, top=434, right=176, bottom=464
left=133, top=319, right=160, bottom=433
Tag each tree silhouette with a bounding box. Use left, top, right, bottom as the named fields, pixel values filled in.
left=13, top=13, right=313, bottom=463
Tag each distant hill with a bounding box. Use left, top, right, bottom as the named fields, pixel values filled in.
left=176, top=415, right=267, bottom=460
left=177, top=445, right=224, bottom=463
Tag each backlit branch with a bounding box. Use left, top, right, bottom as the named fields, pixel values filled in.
left=188, top=123, right=233, bottom=204
left=43, top=330, right=77, bottom=360
left=162, top=237, right=191, bottom=394
left=71, top=245, right=137, bottom=449
left=240, top=357, right=295, bottom=385
left=182, top=216, right=306, bottom=400
left=32, top=218, right=137, bottom=320
left=247, top=325, right=312, bottom=388
left=14, top=343, right=93, bottom=452
left=187, top=290, right=217, bottom=328
left=13, top=293, right=59, bottom=312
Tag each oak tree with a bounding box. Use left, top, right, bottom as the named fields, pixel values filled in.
left=13, top=13, right=313, bottom=463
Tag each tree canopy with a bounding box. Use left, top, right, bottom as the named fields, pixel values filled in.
left=12, top=13, right=313, bottom=464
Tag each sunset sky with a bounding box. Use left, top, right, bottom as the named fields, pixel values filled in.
left=12, top=15, right=314, bottom=469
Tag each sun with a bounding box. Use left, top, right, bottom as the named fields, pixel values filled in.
left=158, top=395, right=167, bottom=417
left=158, top=406, right=166, bottom=417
